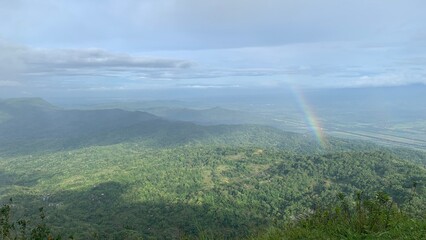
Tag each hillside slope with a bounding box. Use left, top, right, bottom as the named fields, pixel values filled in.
left=1, top=144, right=425, bottom=239
left=0, top=98, right=324, bottom=156
left=0, top=98, right=425, bottom=239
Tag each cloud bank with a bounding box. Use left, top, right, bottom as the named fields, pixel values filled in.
left=0, top=42, right=193, bottom=86
left=2, top=0, right=425, bottom=50
left=1, top=1, right=426, bottom=94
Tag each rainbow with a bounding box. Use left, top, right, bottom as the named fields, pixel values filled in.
left=290, top=86, right=327, bottom=148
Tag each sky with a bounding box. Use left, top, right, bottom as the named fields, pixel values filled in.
left=1, top=0, right=426, bottom=98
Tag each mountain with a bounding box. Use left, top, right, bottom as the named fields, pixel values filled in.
left=1, top=98, right=425, bottom=239
left=0, top=98, right=166, bottom=155
left=142, top=106, right=269, bottom=125
left=80, top=100, right=270, bottom=126
left=0, top=98, right=322, bottom=156
left=2, top=98, right=425, bottom=158
left=0, top=97, right=56, bottom=109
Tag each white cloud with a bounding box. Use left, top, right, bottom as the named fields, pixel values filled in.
left=2, top=0, right=426, bottom=93
left=0, top=42, right=192, bottom=85
left=0, top=80, right=21, bottom=87
left=350, top=73, right=426, bottom=88
left=23, top=48, right=191, bottom=69
left=2, top=0, right=425, bottom=50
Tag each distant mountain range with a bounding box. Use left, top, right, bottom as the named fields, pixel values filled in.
left=1, top=97, right=425, bottom=160
left=0, top=98, right=319, bottom=156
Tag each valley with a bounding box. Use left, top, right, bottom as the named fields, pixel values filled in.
left=1, top=97, right=426, bottom=239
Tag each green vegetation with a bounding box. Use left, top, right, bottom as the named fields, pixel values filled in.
left=0, top=98, right=425, bottom=239
left=1, top=144, right=425, bottom=239
left=1, top=200, right=61, bottom=240
left=257, top=192, right=426, bottom=239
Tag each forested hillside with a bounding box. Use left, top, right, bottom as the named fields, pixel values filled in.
left=0, top=99, right=425, bottom=239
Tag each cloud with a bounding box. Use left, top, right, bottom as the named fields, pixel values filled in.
left=2, top=0, right=425, bottom=50
left=0, top=80, right=21, bottom=87
left=0, top=42, right=299, bottom=88
left=0, top=42, right=192, bottom=84
left=2, top=39, right=426, bottom=91
left=0, top=43, right=27, bottom=81
left=178, top=84, right=241, bottom=89
left=349, top=73, right=426, bottom=88
left=24, top=48, right=191, bottom=69
left=2, top=0, right=426, bottom=93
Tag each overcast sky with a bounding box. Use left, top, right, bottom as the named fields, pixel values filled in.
left=1, top=0, right=426, bottom=98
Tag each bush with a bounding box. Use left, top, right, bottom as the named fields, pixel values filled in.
left=258, top=192, right=426, bottom=240
left=0, top=199, right=61, bottom=240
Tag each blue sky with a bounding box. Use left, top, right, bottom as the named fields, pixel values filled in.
left=1, top=0, right=426, bottom=97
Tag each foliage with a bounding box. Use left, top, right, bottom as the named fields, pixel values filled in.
left=0, top=199, right=61, bottom=240
left=0, top=143, right=425, bottom=239
left=1, top=99, right=426, bottom=238
left=257, top=192, right=426, bottom=239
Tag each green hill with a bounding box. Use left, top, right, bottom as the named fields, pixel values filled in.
left=1, top=144, right=425, bottom=239
left=0, top=98, right=325, bottom=156
left=0, top=98, right=425, bottom=239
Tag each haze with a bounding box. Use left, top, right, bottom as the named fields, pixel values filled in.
left=1, top=0, right=426, bottom=100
